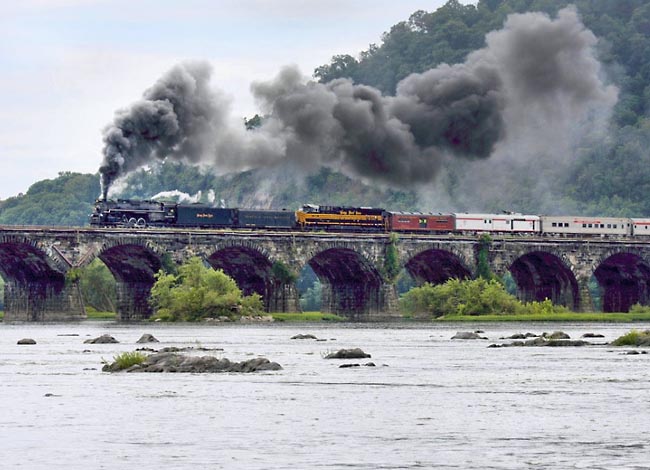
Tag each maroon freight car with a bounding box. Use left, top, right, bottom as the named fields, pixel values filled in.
left=386, top=212, right=455, bottom=232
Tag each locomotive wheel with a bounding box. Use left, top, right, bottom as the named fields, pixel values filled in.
left=136, top=218, right=147, bottom=228
left=127, top=217, right=137, bottom=227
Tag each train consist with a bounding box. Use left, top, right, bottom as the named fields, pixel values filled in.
left=89, top=199, right=650, bottom=237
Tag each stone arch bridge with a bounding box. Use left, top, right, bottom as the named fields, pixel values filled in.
left=2, top=226, right=650, bottom=321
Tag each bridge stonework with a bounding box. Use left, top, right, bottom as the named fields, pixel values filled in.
left=2, top=227, right=650, bottom=321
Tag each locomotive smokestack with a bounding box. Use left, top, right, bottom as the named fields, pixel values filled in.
left=98, top=7, right=616, bottom=195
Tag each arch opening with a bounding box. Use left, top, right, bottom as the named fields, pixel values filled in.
left=0, top=242, right=82, bottom=321
left=509, top=251, right=579, bottom=310
left=308, top=248, right=382, bottom=320
left=594, top=253, right=650, bottom=313
left=208, top=247, right=273, bottom=311
left=98, top=244, right=162, bottom=320
left=405, top=249, right=471, bottom=286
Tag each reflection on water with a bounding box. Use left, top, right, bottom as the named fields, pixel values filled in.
left=2, top=322, right=650, bottom=469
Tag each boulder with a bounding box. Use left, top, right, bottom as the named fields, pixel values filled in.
left=84, top=334, right=119, bottom=344
left=291, top=334, right=318, bottom=340
left=325, top=348, right=371, bottom=359
left=582, top=333, right=605, bottom=338
left=106, top=353, right=282, bottom=373
left=136, top=334, right=159, bottom=344
left=17, top=338, right=36, bottom=345
left=543, top=331, right=571, bottom=340
left=451, top=331, right=487, bottom=340
left=489, top=337, right=591, bottom=348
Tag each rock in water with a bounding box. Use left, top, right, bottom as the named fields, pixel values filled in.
left=544, top=331, right=571, bottom=340
left=104, top=352, right=282, bottom=373
left=291, top=334, right=318, bottom=340
left=136, top=334, right=159, bottom=343
left=84, top=334, right=119, bottom=344
left=451, top=332, right=487, bottom=340
left=17, top=338, right=36, bottom=345
left=325, top=348, right=371, bottom=359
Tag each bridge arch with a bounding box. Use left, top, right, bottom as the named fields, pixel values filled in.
left=305, top=247, right=383, bottom=320
left=405, top=248, right=472, bottom=285
left=508, top=250, right=579, bottom=309
left=96, top=240, right=163, bottom=320
left=207, top=244, right=274, bottom=311
left=593, top=252, right=650, bottom=312
left=0, top=236, right=84, bottom=321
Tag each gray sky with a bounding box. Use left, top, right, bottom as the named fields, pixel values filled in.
left=0, top=0, right=458, bottom=198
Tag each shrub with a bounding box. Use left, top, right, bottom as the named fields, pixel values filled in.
left=150, top=257, right=265, bottom=321
left=110, top=351, right=147, bottom=371
left=399, top=278, right=567, bottom=318
left=611, top=330, right=650, bottom=346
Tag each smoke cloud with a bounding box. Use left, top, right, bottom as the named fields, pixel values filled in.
left=99, top=7, right=617, bottom=198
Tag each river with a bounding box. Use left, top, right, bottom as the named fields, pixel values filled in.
left=2, top=321, right=650, bottom=469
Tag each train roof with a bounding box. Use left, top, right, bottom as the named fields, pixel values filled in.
left=387, top=211, right=454, bottom=216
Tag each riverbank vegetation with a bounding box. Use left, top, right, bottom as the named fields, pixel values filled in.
left=149, top=257, right=264, bottom=322
left=400, top=278, right=570, bottom=319
left=272, top=312, right=344, bottom=322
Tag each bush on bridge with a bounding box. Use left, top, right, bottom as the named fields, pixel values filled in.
left=150, top=257, right=264, bottom=321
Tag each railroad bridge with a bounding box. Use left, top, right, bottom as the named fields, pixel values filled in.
left=2, top=226, right=650, bottom=321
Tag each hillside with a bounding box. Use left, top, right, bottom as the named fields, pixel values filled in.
left=1, top=0, right=649, bottom=225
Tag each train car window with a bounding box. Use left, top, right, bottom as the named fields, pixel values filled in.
left=552, top=222, right=557, bottom=227
left=600, top=224, right=605, bottom=228
left=613, top=224, right=617, bottom=228
left=582, top=224, right=587, bottom=228
left=607, top=224, right=611, bottom=228
left=588, top=224, right=593, bottom=228
left=565, top=223, right=569, bottom=227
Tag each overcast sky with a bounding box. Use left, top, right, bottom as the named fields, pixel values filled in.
left=0, top=0, right=461, bottom=199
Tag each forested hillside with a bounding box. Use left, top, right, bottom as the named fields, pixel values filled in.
left=1, top=0, right=649, bottom=225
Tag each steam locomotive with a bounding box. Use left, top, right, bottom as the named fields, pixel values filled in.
left=89, top=199, right=650, bottom=237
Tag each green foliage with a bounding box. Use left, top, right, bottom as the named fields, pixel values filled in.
left=611, top=329, right=650, bottom=346
left=149, top=256, right=264, bottom=321
left=0, top=172, right=99, bottom=226
left=65, top=268, right=82, bottom=285
left=272, top=312, right=344, bottom=322
left=630, top=303, right=650, bottom=314
left=110, top=351, right=147, bottom=370
left=399, top=278, right=568, bottom=318
left=476, top=234, right=497, bottom=281
left=160, top=253, right=178, bottom=275
left=383, top=233, right=401, bottom=282
left=271, top=261, right=297, bottom=284
left=299, top=279, right=322, bottom=311
left=79, top=259, right=116, bottom=313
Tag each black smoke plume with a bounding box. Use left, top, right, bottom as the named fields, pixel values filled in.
left=99, top=7, right=617, bottom=198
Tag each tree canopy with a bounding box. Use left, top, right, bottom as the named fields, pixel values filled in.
left=149, top=257, right=264, bottom=321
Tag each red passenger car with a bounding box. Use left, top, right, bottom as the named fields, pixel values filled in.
left=386, top=212, right=455, bottom=232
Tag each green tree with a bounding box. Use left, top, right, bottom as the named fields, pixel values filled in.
left=476, top=233, right=496, bottom=280
left=299, top=279, right=322, bottom=311
left=79, top=259, right=116, bottom=312
left=149, top=256, right=264, bottom=321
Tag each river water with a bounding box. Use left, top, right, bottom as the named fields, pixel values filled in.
left=2, top=321, right=650, bottom=469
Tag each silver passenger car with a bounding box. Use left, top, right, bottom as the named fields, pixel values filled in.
left=631, top=218, right=650, bottom=236
left=540, top=216, right=632, bottom=236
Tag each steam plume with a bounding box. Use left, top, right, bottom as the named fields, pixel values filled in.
left=99, top=7, right=617, bottom=198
